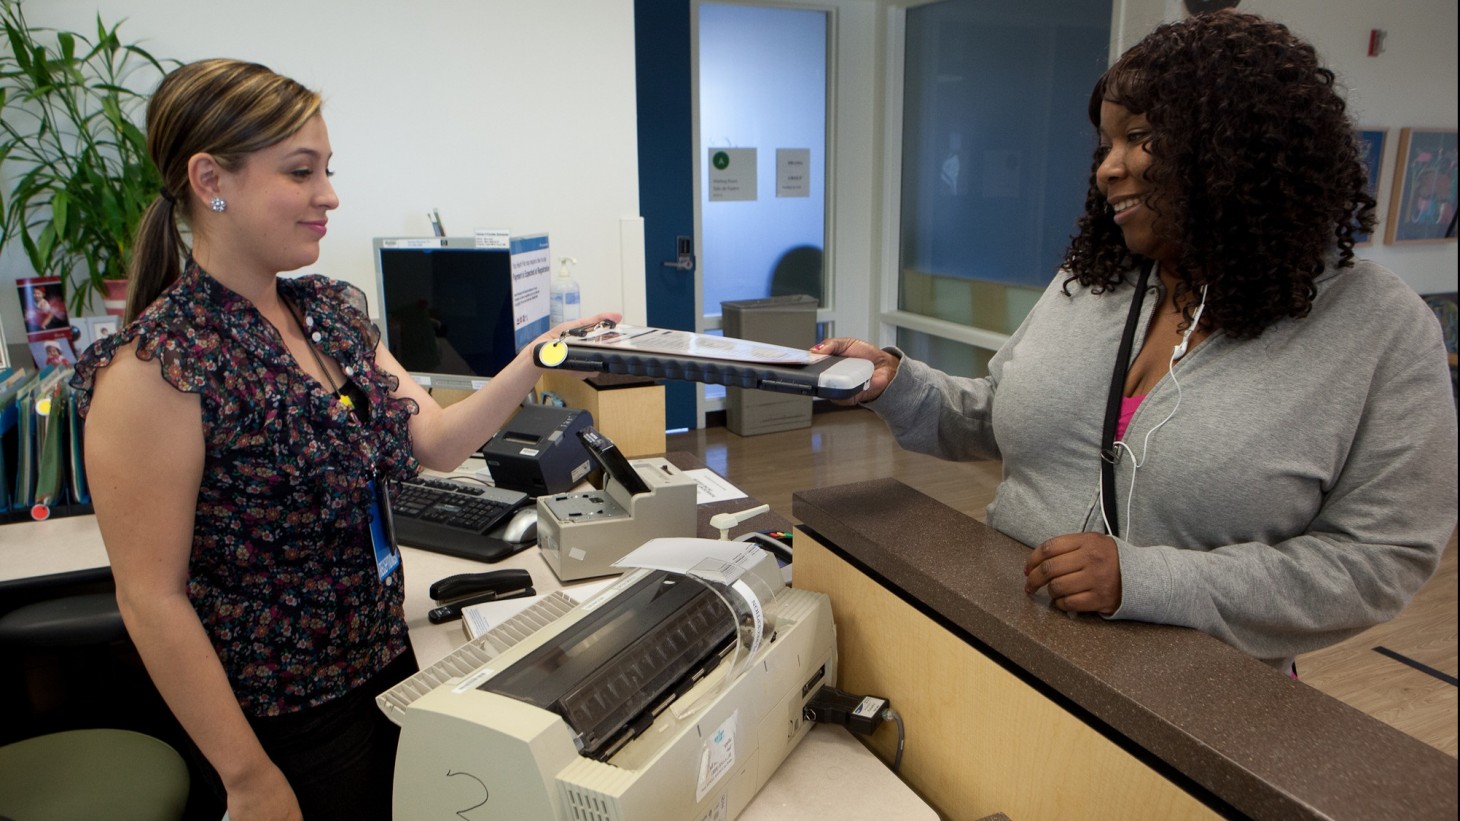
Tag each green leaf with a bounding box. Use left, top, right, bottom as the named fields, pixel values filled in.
left=36, top=219, right=55, bottom=262
left=5, top=28, right=32, bottom=75
left=50, top=187, right=68, bottom=236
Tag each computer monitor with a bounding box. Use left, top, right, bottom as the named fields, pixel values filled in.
left=373, top=237, right=542, bottom=392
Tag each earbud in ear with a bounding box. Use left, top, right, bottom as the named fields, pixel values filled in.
left=1171, top=284, right=1209, bottom=362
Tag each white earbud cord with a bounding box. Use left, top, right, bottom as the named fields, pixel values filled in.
left=1098, top=284, right=1207, bottom=542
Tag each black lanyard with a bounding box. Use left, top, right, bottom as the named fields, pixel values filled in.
left=285, top=297, right=369, bottom=424
left=1099, top=261, right=1153, bottom=536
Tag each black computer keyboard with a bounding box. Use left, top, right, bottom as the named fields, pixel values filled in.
left=392, top=477, right=530, bottom=562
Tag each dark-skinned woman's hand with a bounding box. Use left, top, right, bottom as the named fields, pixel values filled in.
left=1024, top=532, right=1123, bottom=615
left=812, top=337, right=901, bottom=405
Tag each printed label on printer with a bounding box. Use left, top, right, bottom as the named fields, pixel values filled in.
left=695, top=711, right=738, bottom=802
left=697, top=792, right=729, bottom=821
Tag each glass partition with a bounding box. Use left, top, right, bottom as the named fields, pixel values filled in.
left=895, top=0, right=1109, bottom=372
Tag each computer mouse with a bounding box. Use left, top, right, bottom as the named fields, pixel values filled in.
left=500, top=507, right=538, bottom=545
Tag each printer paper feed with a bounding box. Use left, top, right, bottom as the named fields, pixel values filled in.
left=477, top=570, right=736, bottom=760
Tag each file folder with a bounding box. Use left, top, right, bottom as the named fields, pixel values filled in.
left=32, top=378, right=67, bottom=517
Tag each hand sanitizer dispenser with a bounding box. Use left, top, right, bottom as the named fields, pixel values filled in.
left=550, top=256, right=581, bottom=325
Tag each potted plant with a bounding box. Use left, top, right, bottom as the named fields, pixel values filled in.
left=1, top=0, right=175, bottom=317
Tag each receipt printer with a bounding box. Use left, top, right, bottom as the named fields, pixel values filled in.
left=480, top=405, right=595, bottom=496
left=536, top=429, right=698, bottom=581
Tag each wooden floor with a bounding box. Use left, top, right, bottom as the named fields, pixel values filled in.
left=667, top=407, right=1459, bottom=758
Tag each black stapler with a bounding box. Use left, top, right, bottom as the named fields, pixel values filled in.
left=427, top=568, right=535, bottom=624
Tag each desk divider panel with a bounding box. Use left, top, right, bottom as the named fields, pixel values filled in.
left=794, top=528, right=1219, bottom=821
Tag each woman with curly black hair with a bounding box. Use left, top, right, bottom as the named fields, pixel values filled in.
left=818, top=10, right=1456, bottom=674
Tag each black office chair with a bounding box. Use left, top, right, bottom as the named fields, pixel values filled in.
left=0, top=590, right=127, bottom=648
left=0, top=572, right=129, bottom=740
left=769, top=245, right=824, bottom=304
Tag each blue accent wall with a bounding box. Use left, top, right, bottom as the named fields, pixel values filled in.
left=635, top=0, right=697, bottom=430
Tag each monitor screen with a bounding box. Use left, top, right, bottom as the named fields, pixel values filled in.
left=373, top=237, right=520, bottom=391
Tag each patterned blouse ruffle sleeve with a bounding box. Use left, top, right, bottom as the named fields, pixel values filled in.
left=70, top=284, right=220, bottom=416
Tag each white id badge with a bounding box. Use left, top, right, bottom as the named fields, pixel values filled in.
left=368, top=478, right=400, bottom=581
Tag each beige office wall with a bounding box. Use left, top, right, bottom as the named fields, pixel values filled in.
left=0, top=0, right=641, bottom=339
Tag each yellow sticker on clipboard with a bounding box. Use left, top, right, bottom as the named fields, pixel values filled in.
left=539, top=340, right=568, bottom=367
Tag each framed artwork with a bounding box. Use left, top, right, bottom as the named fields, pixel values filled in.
left=28, top=332, right=77, bottom=370
left=1385, top=127, right=1458, bottom=244
left=1354, top=128, right=1387, bottom=246
left=89, top=316, right=119, bottom=343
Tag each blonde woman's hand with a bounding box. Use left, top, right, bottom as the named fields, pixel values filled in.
left=528, top=311, right=623, bottom=377
left=537, top=312, right=623, bottom=346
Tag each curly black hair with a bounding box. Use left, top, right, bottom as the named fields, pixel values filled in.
left=1061, top=10, right=1377, bottom=339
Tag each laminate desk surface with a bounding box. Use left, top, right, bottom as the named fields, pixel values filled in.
left=792, top=478, right=1458, bottom=821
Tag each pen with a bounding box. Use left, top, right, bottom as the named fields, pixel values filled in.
left=427, top=586, right=535, bottom=624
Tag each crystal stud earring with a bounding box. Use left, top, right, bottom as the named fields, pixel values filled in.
left=210, top=197, right=227, bottom=213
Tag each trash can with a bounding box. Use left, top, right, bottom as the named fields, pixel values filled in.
left=721, top=294, right=818, bottom=436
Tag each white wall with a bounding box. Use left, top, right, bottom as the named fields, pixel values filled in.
left=2, top=0, right=642, bottom=350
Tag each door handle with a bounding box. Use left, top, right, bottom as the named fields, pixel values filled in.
left=661, top=235, right=695, bottom=272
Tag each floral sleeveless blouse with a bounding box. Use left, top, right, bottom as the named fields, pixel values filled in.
left=72, top=261, right=421, bottom=717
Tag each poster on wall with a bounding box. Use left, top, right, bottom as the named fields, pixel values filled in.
left=16, top=276, right=77, bottom=369
left=1385, top=127, right=1458, bottom=244
left=709, top=148, right=758, bottom=202
left=509, top=234, right=552, bottom=349
left=1354, top=127, right=1387, bottom=246
left=777, top=148, right=811, bottom=198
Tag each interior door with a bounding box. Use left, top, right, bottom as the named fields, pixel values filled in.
left=634, top=0, right=699, bottom=431
left=635, top=0, right=829, bottom=431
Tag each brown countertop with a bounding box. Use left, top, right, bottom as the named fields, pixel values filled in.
left=792, top=478, right=1457, bottom=821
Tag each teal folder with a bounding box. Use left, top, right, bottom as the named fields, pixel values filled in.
left=12, top=383, right=35, bottom=511
left=66, top=385, right=89, bottom=505
left=0, top=368, right=33, bottom=511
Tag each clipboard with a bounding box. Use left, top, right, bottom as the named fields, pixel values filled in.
left=532, top=323, right=872, bottom=400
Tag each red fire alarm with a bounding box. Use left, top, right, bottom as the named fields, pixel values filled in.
left=1368, top=29, right=1386, bottom=57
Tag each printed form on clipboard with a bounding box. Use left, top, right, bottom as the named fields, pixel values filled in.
left=532, top=322, right=873, bottom=400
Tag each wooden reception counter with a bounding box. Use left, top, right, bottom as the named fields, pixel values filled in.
left=790, top=479, right=1457, bottom=821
